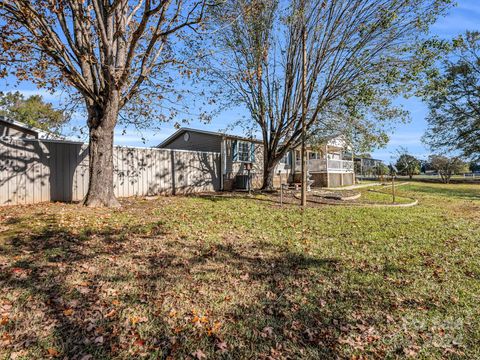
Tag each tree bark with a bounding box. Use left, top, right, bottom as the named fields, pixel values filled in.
left=261, top=162, right=277, bottom=191
left=84, top=96, right=121, bottom=208
left=261, top=147, right=280, bottom=191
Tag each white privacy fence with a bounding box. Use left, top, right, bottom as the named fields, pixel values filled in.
left=0, top=138, right=221, bottom=206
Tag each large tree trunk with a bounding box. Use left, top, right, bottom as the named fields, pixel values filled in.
left=261, top=163, right=276, bottom=191
left=84, top=97, right=121, bottom=208
left=261, top=149, right=280, bottom=191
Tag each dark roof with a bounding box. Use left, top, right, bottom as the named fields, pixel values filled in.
left=157, top=127, right=262, bottom=148
left=354, top=156, right=383, bottom=162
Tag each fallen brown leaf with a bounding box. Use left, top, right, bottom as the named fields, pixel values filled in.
left=105, top=309, right=116, bottom=318
left=240, top=273, right=249, bottom=281
left=192, top=349, right=206, bottom=359
left=216, top=341, right=228, bottom=353
left=47, top=348, right=59, bottom=357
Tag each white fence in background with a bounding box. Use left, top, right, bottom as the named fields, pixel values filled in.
left=0, top=138, right=221, bottom=206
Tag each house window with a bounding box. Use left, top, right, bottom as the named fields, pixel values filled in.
left=309, top=151, right=319, bottom=160
left=237, top=141, right=251, bottom=162
left=279, top=153, right=291, bottom=165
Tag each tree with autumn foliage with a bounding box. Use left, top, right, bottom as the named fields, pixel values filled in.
left=0, top=0, right=216, bottom=207
left=206, top=0, right=452, bottom=190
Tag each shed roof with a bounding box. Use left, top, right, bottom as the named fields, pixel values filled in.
left=157, top=127, right=263, bottom=148
left=0, top=116, right=64, bottom=140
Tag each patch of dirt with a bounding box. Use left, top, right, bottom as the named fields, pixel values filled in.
left=193, top=190, right=363, bottom=207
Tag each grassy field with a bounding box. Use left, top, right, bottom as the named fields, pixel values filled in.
left=358, top=175, right=480, bottom=185
left=0, top=182, right=479, bottom=359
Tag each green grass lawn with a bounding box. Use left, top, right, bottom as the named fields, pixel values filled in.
left=0, top=182, right=479, bottom=359
left=357, top=188, right=415, bottom=204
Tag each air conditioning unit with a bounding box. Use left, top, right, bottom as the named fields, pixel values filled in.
left=235, top=174, right=250, bottom=190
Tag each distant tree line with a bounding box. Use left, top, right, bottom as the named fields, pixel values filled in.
left=388, top=149, right=473, bottom=184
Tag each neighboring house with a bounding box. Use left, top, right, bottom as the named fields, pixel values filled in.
left=0, top=116, right=62, bottom=140
left=158, top=128, right=355, bottom=190
left=354, top=156, right=384, bottom=177
left=290, top=137, right=355, bottom=188
left=158, top=128, right=266, bottom=190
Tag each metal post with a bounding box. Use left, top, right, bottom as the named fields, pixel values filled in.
left=300, top=1, right=307, bottom=207
left=280, top=185, right=283, bottom=206
left=392, top=175, right=396, bottom=203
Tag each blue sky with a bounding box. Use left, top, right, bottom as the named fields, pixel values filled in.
left=1, top=1, right=479, bottom=162
left=373, top=0, right=480, bottom=162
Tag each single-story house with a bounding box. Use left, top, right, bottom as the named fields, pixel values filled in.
left=158, top=128, right=355, bottom=189
left=0, top=116, right=62, bottom=140
left=158, top=128, right=266, bottom=190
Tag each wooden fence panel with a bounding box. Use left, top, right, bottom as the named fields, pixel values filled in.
left=0, top=138, right=220, bottom=206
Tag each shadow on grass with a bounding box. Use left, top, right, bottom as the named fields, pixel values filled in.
left=0, top=212, right=423, bottom=358
left=407, top=184, right=480, bottom=201
left=191, top=193, right=301, bottom=207
left=1, top=223, right=131, bottom=358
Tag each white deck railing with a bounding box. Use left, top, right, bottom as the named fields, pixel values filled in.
left=295, top=159, right=354, bottom=173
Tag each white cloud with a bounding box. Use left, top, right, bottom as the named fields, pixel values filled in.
left=372, top=149, right=431, bottom=162
left=11, top=89, right=70, bottom=103
left=114, top=126, right=178, bottom=147
left=371, top=131, right=432, bottom=161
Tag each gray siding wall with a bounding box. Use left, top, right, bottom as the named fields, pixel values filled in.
left=161, top=131, right=294, bottom=189
left=162, top=131, right=222, bottom=153
left=224, top=139, right=293, bottom=188
left=0, top=138, right=221, bottom=206
left=224, top=138, right=264, bottom=175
